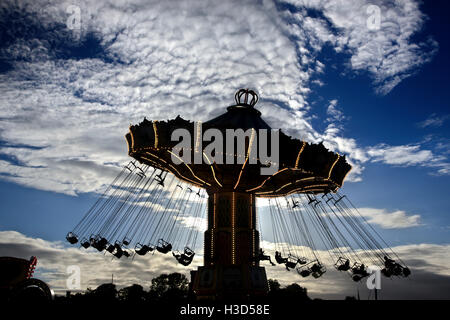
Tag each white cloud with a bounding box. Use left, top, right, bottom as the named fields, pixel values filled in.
left=326, top=99, right=345, bottom=123
left=366, top=144, right=450, bottom=175
left=0, top=0, right=316, bottom=194
left=357, top=207, right=422, bottom=229
left=418, top=113, right=450, bottom=128
left=280, top=0, right=438, bottom=94
left=323, top=135, right=450, bottom=182
left=0, top=0, right=445, bottom=195
left=174, top=216, right=207, bottom=232
left=367, top=144, right=433, bottom=166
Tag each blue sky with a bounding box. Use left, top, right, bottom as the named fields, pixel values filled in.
left=0, top=0, right=449, bottom=299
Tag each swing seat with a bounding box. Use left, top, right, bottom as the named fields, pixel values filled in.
left=381, top=268, right=392, bottom=277
left=179, top=256, right=193, bottom=266
left=89, top=235, right=97, bottom=246
left=383, top=256, right=396, bottom=269
left=123, top=250, right=131, bottom=258
left=402, top=267, right=411, bottom=277
left=312, top=264, right=326, bottom=278
left=335, top=257, right=351, bottom=271
left=352, top=274, right=363, bottom=282
left=285, top=261, right=296, bottom=269
left=157, top=245, right=172, bottom=254
left=155, top=174, right=166, bottom=187
left=296, top=259, right=320, bottom=278
left=113, top=247, right=124, bottom=259
left=275, top=256, right=285, bottom=264
left=173, top=249, right=194, bottom=266
left=274, top=251, right=287, bottom=264
left=106, top=244, right=115, bottom=253
left=310, top=262, right=321, bottom=273
left=352, top=269, right=369, bottom=277
left=297, top=257, right=308, bottom=265
left=66, top=232, right=78, bottom=244
left=392, top=265, right=403, bottom=276
left=80, top=238, right=90, bottom=249
left=179, top=254, right=194, bottom=266
left=337, top=264, right=350, bottom=271
left=310, top=262, right=325, bottom=274
left=156, top=239, right=172, bottom=254
left=312, top=270, right=325, bottom=278
left=285, top=254, right=301, bottom=269
left=352, top=262, right=369, bottom=277
left=297, top=268, right=311, bottom=278
left=183, top=247, right=195, bottom=257
left=135, top=243, right=152, bottom=256
left=92, top=237, right=108, bottom=252
left=122, top=237, right=131, bottom=246
left=113, top=242, right=123, bottom=258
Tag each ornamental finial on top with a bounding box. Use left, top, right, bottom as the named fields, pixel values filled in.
left=234, top=88, right=258, bottom=107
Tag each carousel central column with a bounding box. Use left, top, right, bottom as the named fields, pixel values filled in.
left=192, top=191, right=268, bottom=300
left=204, top=192, right=258, bottom=267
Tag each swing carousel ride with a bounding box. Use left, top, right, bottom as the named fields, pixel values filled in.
left=66, top=89, right=410, bottom=299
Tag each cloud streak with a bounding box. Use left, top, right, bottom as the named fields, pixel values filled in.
left=357, top=207, right=422, bottom=229
left=418, top=113, right=450, bottom=128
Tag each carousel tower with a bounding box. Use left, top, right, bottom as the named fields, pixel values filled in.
left=67, top=89, right=411, bottom=300
left=124, top=89, right=351, bottom=298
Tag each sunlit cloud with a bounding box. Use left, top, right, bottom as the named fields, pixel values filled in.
left=0, top=0, right=446, bottom=196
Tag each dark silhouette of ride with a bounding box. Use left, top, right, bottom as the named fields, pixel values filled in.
left=0, top=256, right=52, bottom=302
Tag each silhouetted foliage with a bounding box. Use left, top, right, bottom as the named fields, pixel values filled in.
left=88, top=283, right=117, bottom=302
left=268, top=279, right=310, bottom=302
left=49, top=273, right=318, bottom=306
left=148, top=272, right=189, bottom=301
left=268, top=279, right=281, bottom=292
left=118, top=284, right=145, bottom=302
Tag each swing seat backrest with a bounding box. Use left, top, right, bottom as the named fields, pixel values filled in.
left=184, top=247, right=194, bottom=256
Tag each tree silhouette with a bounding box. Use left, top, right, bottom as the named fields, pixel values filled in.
left=118, top=284, right=145, bottom=302
left=148, top=272, right=189, bottom=301
left=268, top=279, right=281, bottom=292
left=88, top=283, right=117, bottom=302
left=51, top=273, right=318, bottom=305
left=267, top=280, right=310, bottom=302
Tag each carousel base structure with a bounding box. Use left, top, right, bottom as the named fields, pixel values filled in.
left=191, top=264, right=268, bottom=300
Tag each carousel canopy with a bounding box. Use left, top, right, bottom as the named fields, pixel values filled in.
left=126, top=89, right=352, bottom=196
